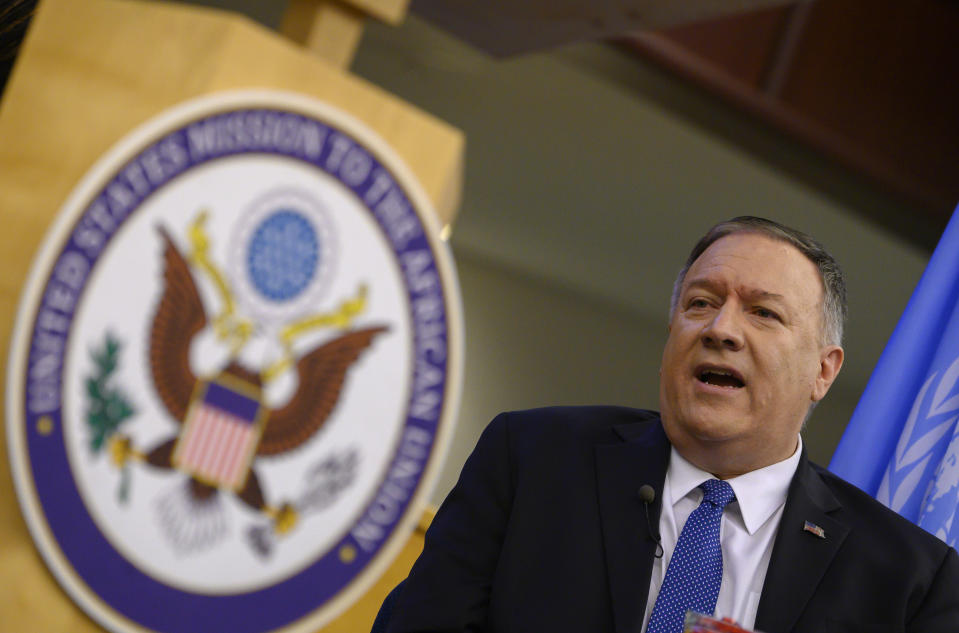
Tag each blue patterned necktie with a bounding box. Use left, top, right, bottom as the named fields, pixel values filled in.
left=646, top=479, right=736, bottom=633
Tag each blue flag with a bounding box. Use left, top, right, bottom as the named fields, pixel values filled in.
left=830, top=204, right=959, bottom=547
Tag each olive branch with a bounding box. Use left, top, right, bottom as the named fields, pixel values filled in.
left=85, top=333, right=137, bottom=502
left=85, top=332, right=136, bottom=453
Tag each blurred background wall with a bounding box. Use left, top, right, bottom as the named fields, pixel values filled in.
left=345, top=14, right=935, bottom=502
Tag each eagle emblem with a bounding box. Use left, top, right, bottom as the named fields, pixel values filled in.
left=106, top=214, right=388, bottom=553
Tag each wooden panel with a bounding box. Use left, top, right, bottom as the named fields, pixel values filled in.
left=0, top=0, right=459, bottom=630
left=346, top=0, right=409, bottom=24
left=659, top=6, right=790, bottom=89
left=281, top=0, right=366, bottom=68
left=411, top=0, right=794, bottom=57
left=778, top=0, right=959, bottom=217
left=624, top=0, right=959, bottom=241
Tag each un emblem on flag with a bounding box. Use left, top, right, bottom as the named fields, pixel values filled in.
left=878, top=354, right=959, bottom=546
left=6, top=91, right=462, bottom=633
left=922, top=430, right=959, bottom=545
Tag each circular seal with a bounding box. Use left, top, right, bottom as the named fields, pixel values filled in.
left=6, top=91, right=462, bottom=633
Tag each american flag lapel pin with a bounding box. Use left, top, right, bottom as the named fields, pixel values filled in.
left=803, top=520, right=826, bottom=539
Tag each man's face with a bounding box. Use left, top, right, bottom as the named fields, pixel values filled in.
left=659, top=232, right=843, bottom=478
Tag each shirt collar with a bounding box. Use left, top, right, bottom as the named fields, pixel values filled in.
left=666, top=436, right=802, bottom=535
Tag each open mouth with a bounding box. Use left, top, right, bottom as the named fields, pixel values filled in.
left=697, top=368, right=745, bottom=388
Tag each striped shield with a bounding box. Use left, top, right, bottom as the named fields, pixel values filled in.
left=173, top=377, right=265, bottom=491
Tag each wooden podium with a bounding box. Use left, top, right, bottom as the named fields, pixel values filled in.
left=0, top=0, right=460, bottom=630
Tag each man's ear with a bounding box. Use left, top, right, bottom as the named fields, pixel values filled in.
left=812, top=345, right=844, bottom=402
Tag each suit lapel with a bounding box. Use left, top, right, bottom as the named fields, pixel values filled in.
left=755, top=455, right=848, bottom=633
left=595, top=420, right=670, bottom=633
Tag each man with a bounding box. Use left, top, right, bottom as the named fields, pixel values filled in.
left=384, top=217, right=959, bottom=633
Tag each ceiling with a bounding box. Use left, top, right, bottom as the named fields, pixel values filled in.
left=409, top=0, right=795, bottom=56
left=411, top=0, right=959, bottom=246
left=623, top=0, right=959, bottom=245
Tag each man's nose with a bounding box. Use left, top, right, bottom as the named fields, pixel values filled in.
left=701, top=303, right=744, bottom=350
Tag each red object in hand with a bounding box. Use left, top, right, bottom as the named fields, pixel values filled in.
left=684, top=611, right=765, bottom=633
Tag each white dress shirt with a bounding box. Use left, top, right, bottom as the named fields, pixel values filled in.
left=642, top=437, right=802, bottom=632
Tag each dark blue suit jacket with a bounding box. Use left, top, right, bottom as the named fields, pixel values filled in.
left=386, top=407, right=959, bottom=633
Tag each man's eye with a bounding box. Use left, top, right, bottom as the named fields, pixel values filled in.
left=755, top=307, right=779, bottom=320
left=688, top=298, right=710, bottom=309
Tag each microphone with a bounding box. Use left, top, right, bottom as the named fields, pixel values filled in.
left=638, top=484, right=664, bottom=559
left=638, top=484, right=655, bottom=504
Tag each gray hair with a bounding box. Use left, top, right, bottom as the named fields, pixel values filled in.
left=670, top=216, right=847, bottom=347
